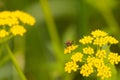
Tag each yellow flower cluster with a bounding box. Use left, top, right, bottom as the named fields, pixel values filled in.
left=64, top=29, right=120, bottom=80
left=0, top=10, right=35, bottom=40
left=91, top=29, right=107, bottom=37
left=0, top=10, right=35, bottom=26
left=0, top=30, right=9, bottom=38
left=80, top=63, right=94, bottom=77
left=71, top=52, right=83, bottom=62
left=97, top=65, right=111, bottom=79
left=64, top=45, right=78, bottom=54
left=108, top=52, right=120, bottom=64
left=83, top=46, right=94, bottom=55
left=96, top=50, right=106, bottom=59
left=65, top=61, right=78, bottom=73
left=79, top=36, right=93, bottom=44
left=79, top=29, right=119, bottom=47
left=10, top=25, right=26, bottom=36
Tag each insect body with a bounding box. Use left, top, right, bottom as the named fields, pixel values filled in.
left=64, top=40, right=74, bottom=47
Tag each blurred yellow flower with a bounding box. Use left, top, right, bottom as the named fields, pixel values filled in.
left=0, top=10, right=35, bottom=40
left=13, top=10, right=35, bottom=26
left=10, top=25, right=26, bottom=36
left=0, top=10, right=35, bottom=26
left=0, top=30, right=9, bottom=38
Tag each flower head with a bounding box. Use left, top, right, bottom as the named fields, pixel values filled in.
left=0, top=10, right=35, bottom=40
left=80, top=64, right=94, bottom=77
left=13, top=10, right=35, bottom=26
left=0, top=30, right=9, bottom=38
left=91, top=29, right=107, bottom=38
left=0, top=10, right=35, bottom=26
left=79, top=36, right=93, bottom=44
left=97, top=65, right=111, bottom=79
left=108, top=52, right=120, bottom=64
left=64, top=45, right=78, bottom=54
left=93, top=37, right=108, bottom=47
left=65, top=61, right=78, bottom=73
left=83, top=46, right=94, bottom=55
left=64, top=29, right=120, bottom=79
left=96, top=50, right=106, bottom=59
left=71, top=52, right=83, bottom=62
left=10, top=25, right=26, bottom=36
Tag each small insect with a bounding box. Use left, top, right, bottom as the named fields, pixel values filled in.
left=64, top=40, right=74, bottom=47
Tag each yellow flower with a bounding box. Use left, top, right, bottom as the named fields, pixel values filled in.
left=80, top=63, right=94, bottom=77
left=105, top=36, right=119, bottom=44
left=97, top=65, right=111, bottom=79
left=83, top=46, right=94, bottom=55
left=87, top=56, right=95, bottom=65
left=64, top=29, right=120, bottom=79
left=0, top=17, right=19, bottom=26
left=93, top=37, right=107, bottom=47
left=65, top=61, right=78, bottom=73
left=0, top=10, right=35, bottom=26
left=0, top=30, right=9, bottom=38
left=13, top=10, right=35, bottom=26
left=96, top=50, right=106, bottom=59
left=71, top=52, right=83, bottom=62
left=91, top=29, right=107, bottom=38
left=93, top=58, right=104, bottom=68
left=79, top=36, right=93, bottom=44
left=108, top=52, right=120, bottom=64
left=0, top=11, right=18, bottom=26
left=87, top=56, right=104, bottom=68
left=0, top=11, right=11, bottom=18
left=10, top=25, right=26, bottom=36
left=118, top=56, right=120, bottom=62
left=64, top=45, right=78, bottom=54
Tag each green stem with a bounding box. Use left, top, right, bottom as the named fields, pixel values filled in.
left=5, top=43, right=27, bottom=80
left=77, top=0, right=90, bottom=36
left=39, top=0, right=63, bottom=62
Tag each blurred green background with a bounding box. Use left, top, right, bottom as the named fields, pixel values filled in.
left=0, top=0, right=120, bottom=80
